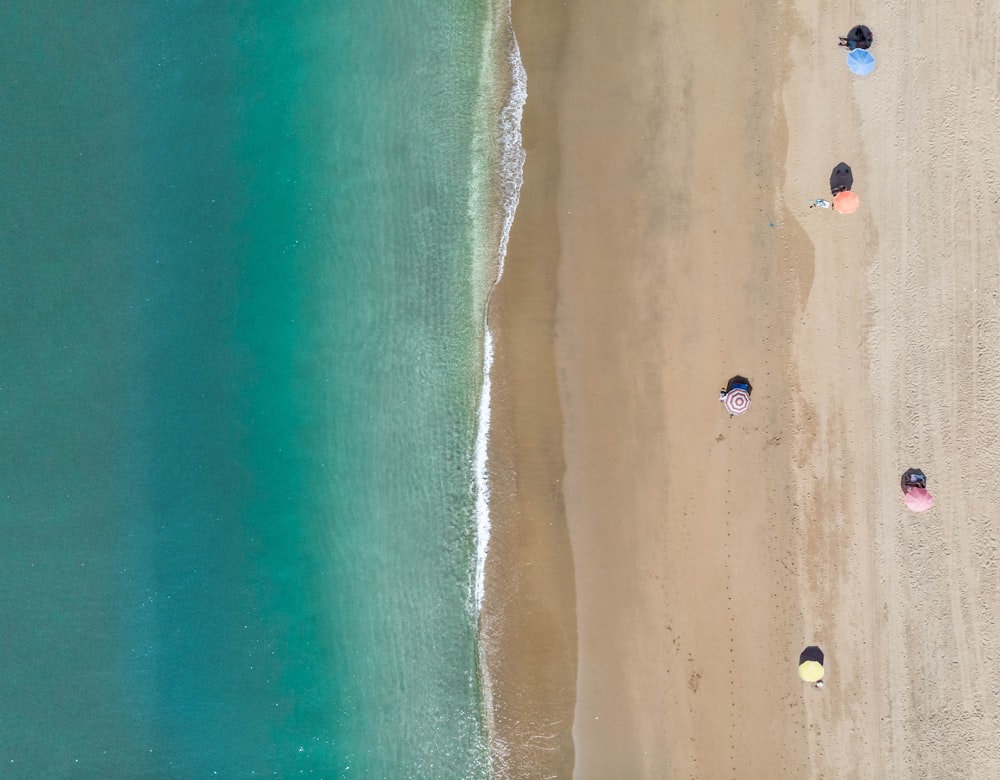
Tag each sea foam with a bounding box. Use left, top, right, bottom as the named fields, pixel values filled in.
left=473, top=5, right=526, bottom=616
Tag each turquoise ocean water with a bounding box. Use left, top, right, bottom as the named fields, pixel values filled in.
left=0, top=2, right=523, bottom=776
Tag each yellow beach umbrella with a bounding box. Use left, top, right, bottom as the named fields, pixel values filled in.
left=799, top=660, right=824, bottom=682
left=798, top=646, right=825, bottom=682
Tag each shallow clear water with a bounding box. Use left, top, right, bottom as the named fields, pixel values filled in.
left=0, top=2, right=508, bottom=776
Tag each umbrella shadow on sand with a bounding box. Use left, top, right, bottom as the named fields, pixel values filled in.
left=830, top=162, right=853, bottom=195
left=900, top=468, right=927, bottom=492
left=723, top=375, right=753, bottom=395
left=839, top=24, right=873, bottom=50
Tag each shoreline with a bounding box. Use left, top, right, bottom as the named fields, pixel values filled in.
left=472, top=0, right=526, bottom=618
left=478, top=1, right=577, bottom=778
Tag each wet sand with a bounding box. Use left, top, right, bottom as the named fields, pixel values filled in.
left=486, top=0, right=1000, bottom=776
left=479, top=2, right=577, bottom=778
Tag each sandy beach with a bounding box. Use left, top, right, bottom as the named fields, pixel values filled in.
left=485, top=0, right=1000, bottom=777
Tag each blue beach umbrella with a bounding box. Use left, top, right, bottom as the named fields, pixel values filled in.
left=847, top=49, right=876, bottom=76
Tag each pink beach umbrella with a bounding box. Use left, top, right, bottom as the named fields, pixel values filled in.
left=904, top=487, right=935, bottom=512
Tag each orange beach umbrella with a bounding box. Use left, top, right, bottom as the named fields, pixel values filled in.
left=833, top=190, right=860, bottom=214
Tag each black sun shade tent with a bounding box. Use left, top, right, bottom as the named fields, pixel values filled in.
left=845, top=25, right=873, bottom=50
left=830, top=162, right=854, bottom=195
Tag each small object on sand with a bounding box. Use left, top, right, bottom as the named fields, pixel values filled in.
left=810, top=198, right=831, bottom=209
left=832, top=190, right=860, bottom=214
left=901, top=468, right=933, bottom=513
left=815, top=680, right=825, bottom=689
left=799, top=646, right=825, bottom=682
left=829, top=162, right=854, bottom=196
left=903, top=486, right=935, bottom=512
left=847, top=48, right=876, bottom=76
left=721, top=388, right=750, bottom=416
left=839, top=24, right=874, bottom=50
left=720, top=376, right=752, bottom=417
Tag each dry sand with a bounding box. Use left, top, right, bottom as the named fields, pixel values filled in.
left=782, top=0, right=1000, bottom=777
left=485, top=0, right=1000, bottom=777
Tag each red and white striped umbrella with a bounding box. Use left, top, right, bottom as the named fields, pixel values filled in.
left=722, top=388, right=751, bottom=416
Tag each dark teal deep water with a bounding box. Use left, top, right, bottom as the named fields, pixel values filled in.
left=0, top=2, right=503, bottom=776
